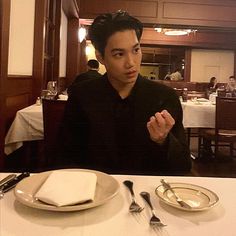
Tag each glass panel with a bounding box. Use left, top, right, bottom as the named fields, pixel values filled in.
left=140, top=46, right=185, bottom=80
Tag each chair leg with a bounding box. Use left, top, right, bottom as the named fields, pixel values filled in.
left=230, top=142, right=234, bottom=158
left=198, top=135, right=202, bottom=159
left=215, top=140, right=218, bottom=158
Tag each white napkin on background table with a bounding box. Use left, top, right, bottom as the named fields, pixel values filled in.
left=35, top=171, right=97, bottom=207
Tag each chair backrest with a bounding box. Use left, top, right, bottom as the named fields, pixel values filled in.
left=215, top=97, right=236, bottom=131
left=42, top=99, right=67, bottom=147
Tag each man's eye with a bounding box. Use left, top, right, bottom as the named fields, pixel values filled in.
left=113, top=52, right=123, bottom=57
left=134, top=47, right=140, bottom=53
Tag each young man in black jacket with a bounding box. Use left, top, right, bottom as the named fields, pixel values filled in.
left=61, top=11, right=191, bottom=175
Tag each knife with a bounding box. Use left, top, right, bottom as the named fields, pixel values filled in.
left=160, top=179, right=192, bottom=209
left=0, top=174, right=17, bottom=188
left=1, top=172, right=30, bottom=193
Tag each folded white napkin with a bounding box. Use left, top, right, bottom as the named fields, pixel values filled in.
left=35, top=171, right=97, bottom=207
left=58, top=94, right=68, bottom=100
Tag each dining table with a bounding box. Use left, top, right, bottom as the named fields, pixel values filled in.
left=0, top=172, right=235, bottom=236
left=181, top=99, right=215, bottom=128
left=4, top=104, right=44, bottom=155
left=5, top=98, right=216, bottom=155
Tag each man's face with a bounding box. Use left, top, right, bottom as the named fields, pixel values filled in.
left=97, top=30, right=142, bottom=86
left=229, top=77, right=236, bottom=85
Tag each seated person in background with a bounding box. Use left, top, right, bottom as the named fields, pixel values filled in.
left=164, top=71, right=171, bottom=80
left=208, top=76, right=218, bottom=91
left=68, top=59, right=102, bottom=94
left=226, top=75, right=236, bottom=92
left=60, top=10, right=191, bottom=175
left=170, top=69, right=183, bottom=81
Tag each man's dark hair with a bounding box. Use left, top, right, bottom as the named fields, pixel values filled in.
left=89, top=10, right=143, bottom=57
left=87, top=59, right=99, bottom=69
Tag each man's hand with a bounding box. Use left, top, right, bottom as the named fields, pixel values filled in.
left=147, top=110, right=175, bottom=144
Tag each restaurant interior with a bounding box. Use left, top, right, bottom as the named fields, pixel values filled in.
left=1, top=0, right=236, bottom=176
left=1, top=1, right=236, bottom=235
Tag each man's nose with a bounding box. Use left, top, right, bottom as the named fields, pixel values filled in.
left=125, top=54, right=135, bottom=68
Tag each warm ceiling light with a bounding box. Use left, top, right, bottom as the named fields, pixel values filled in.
left=78, top=27, right=87, bottom=42
left=155, top=27, right=197, bottom=36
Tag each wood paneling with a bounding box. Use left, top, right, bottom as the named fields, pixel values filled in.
left=66, top=18, right=80, bottom=86
left=0, top=0, right=10, bottom=168
left=79, top=0, right=158, bottom=23
left=141, top=28, right=236, bottom=49
left=5, top=76, right=33, bottom=131
left=162, top=1, right=236, bottom=28
left=79, top=0, right=236, bottom=29
left=62, top=0, right=79, bottom=18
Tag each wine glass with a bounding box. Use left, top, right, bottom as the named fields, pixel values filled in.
left=47, top=81, right=58, bottom=99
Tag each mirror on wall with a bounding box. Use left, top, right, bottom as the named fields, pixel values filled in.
left=140, top=46, right=185, bottom=80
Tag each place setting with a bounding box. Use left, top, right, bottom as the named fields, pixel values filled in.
left=11, top=169, right=119, bottom=212
left=122, top=178, right=220, bottom=233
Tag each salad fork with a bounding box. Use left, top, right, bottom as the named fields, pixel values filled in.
left=123, top=180, right=144, bottom=213
left=140, top=191, right=166, bottom=227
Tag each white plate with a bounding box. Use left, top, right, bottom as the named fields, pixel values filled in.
left=14, top=169, right=119, bottom=212
left=155, top=182, right=219, bottom=211
left=196, top=98, right=209, bottom=102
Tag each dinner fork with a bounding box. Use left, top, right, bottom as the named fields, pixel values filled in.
left=140, top=191, right=166, bottom=227
left=123, top=180, right=144, bottom=213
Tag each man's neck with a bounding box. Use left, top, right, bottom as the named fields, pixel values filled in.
left=109, top=78, right=136, bottom=99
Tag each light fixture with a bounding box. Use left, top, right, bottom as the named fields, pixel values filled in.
left=154, top=27, right=197, bottom=36
left=78, top=26, right=87, bottom=42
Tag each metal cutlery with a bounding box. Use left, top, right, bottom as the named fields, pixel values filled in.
left=0, top=174, right=17, bottom=188
left=160, top=179, right=192, bottom=209
left=140, top=191, right=166, bottom=227
left=0, top=172, right=30, bottom=199
left=123, top=180, right=144, bottom=213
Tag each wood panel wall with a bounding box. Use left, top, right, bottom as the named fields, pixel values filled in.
left=0, top=0, right=10, bottom=168
left=141, top=28, right=236, bottom=49
left=79, top=0, right=236, bottom=29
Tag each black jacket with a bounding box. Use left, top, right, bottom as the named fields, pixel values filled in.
left=60, top=74, right=191, bottom=175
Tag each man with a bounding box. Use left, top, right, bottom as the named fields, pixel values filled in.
left=61, top=11, right=191, bottom=175
left=67, top=59, right=102, bottom=94
left=226, top=75, right=236, bottom=93
left=170, top=68, right=183, bottom=81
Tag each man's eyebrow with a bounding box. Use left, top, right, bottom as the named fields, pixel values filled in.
left=111, top=43, right=140, bottom=53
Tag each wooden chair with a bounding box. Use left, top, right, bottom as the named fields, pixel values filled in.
left=42, top=99, right=67, bottom=166
left=198, top=97, right=236, bottom=159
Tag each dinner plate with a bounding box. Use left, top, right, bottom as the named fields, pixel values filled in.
left=155, top=182, right=219, bottom=211
left=14, top=169, right=119, bottom=212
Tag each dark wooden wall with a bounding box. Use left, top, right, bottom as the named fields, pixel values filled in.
left=79, top=0, right=236, bottom=29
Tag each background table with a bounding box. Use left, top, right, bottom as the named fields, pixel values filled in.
left=181, top=100, right=215, bottom=128
left=5, top=100, right=216, bottom=155
left=0, top=173, right=235, bottom=236
left=4, top=104, right=43, bottom=155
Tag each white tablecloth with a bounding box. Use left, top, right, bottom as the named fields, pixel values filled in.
left=181, top=100, right=215, bottom=128
left=5, top=100, right=216, bottom=155
left=0, top=173, right=235, bottom=236
left=4, top=104, right=43, bottom=155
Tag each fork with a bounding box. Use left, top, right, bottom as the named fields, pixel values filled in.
left=140, top=191, right=166, bottom=227
left=123, top=180, right=144, bottom=213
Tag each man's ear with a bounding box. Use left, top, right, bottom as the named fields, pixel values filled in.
left=95, top=50, right=104, bottom=65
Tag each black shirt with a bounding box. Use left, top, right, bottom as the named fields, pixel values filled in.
left=61, top=74, right=191, bottom=175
